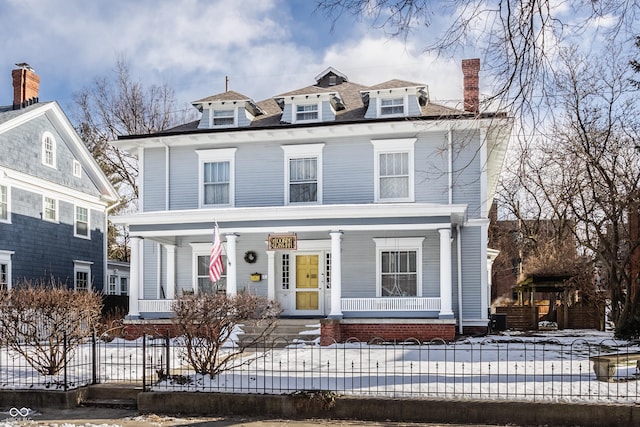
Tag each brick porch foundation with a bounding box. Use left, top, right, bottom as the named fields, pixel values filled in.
left=320, top=318, right=457, bottom=345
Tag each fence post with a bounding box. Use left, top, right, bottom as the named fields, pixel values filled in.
left=142, top=333, right=147, bottom=391
left=63, top=331, right=68, bottom=391
left=92, top=331, right=97, bottom=385
left=165, top=331, right=170, bottom=380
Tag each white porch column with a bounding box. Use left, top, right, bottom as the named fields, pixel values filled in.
left=329, top=231, right=343, bottom=318
left=267, top=250, right=276, bottom=301
left=225, top=234, right=238, bottom=296
left=165, top=244, right=176, bottom=299
left=127, top=237, right=142, bottom=318
left=438, top=228, right=454, bottom=318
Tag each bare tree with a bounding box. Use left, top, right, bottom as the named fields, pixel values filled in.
left=497, top=48, right=640, bottom=336
left=171, top=293, right=281, bottom=378
left=0, top=279, right=102, bottom=376
left=72, top=57, right=192, bottom=261
left=317, top=1, right=639, bottom=120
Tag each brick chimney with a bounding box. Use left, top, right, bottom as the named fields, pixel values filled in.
left=12, top=64, right=40, bottom=109
left=462, top=58, right=480, bottom=113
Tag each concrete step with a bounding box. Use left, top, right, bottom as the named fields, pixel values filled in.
left=87, top=384, right=142, bottom=400
left=81, top=398, right=137, bottom=410
left=238, top=318, right=320, bottom=347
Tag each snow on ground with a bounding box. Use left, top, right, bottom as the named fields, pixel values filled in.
left=3, top=328, right=640, bottom=405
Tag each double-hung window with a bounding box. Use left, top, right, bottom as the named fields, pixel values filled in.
left=74, top=261, right=92, bottom=291
left=75, top=206, right=90, bottom=238
left=372, top=139, right=416, bottom=202
left=42, top=132, right=56, bottom=168
left=212, top=109, right=235, bottom=126
left=197, top=148, right=236, bottom=208
left=295, top=103, right=319, bottom=122
left=380, top=97, right=405, bottom=116
left=190, top=242, right=227, bottom=295
left=282, top=144, right=324, bottom=205
left=108, top=275, right=117, bottom=294
left=0, top=185, right=9, bottom=223
left=43, top=196, right=58, bottom=222
left=120, top=277, right=128, bottom=295
left=374, top=237, right=424, bottom=297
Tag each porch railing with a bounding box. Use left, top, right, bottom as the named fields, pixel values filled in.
left=341, top=297, right=441, bottom=312
left=139, top=299, right=175, bottom=313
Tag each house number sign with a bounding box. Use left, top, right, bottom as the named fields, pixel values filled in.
left=268, top=233, right=297, bottom=250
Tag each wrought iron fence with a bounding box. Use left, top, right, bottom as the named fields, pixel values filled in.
left=2, top=334, right=640, bottom=404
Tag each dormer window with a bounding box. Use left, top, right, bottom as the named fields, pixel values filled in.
left=380, top=98, right=405, bottom=116
left=213, top=109, right=235, bottom=126
left=296, top=104, right=319, bottom=122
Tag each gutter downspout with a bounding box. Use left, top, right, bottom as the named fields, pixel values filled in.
left=448, top=126, right=453, bottom=205
left=457, top=224, right=463, bottom=334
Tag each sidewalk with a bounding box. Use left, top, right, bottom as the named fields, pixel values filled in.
left=2, top=408, right=502, bottom=427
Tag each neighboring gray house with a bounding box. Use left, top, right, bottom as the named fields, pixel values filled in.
left=0, top=65, right=119, bottom=292
left=111, top=60, right=512, bottom=341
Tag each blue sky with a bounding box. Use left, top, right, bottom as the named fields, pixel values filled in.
left=0, top=0, right=472, bottom=116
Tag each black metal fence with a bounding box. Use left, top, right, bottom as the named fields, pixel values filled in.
left=2, top=334, right=640, bottom=404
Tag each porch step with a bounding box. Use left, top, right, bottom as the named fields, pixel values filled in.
left=238, top=318, right=320, bottom=347
left=81, top=384, right=141, bottom=409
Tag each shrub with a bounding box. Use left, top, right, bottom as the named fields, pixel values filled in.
left=0, top=278, right=102, bottom=375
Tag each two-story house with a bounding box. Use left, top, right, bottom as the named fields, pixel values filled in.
left=111, top=59, right=512, bottom=341
left=0, top=65, right=119, bottom=292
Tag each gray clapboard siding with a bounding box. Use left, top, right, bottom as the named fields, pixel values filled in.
left=460, top=226, right=483, bottom=318
left=197, top=109, right=210, bottom=128
left=143, top=147, right=166, bottom=211
left=143, top=240, right=158, bottom=299
left=323, top=137, right=374, bottom=204
left=238, top=107, right=251, bottom=127
left=0, top=115, right=101, bottom=196
left=321, top=101, right=335, bottom=122
left=407, top=95, right=421, bottom=116
left=415, top=131, right=450, bottom=204
left=169, top=147, right=199, bottom=210
left=364, top=98, right=377, bottom=119
left=452, top=129, right=481, bottom=218
left=235, top=143, right=284, bottom=207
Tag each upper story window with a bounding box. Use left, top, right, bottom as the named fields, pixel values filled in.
left=213, top=109, right=235, bottom=126
left=41, top=132, right=56, bottom=168
left=0, top=185, right=9, bottom=223
left=43, top=196, right=58, bottom=222
left=75, top=206, right=90, bottom=238
left=282, top=144, right=324, bottom=205
left=295, top=104, right=319, bottom=122
left=374, top=237, right=424, bottom=297
left=196, top=148, right=237, bottom=208
left=371, top=139, right=416, bottom=203
left=380, top=97, right=405, bottom=116
left=74, top=260, right=92, bottom=291
left=73, top=160, right=82, bottom=178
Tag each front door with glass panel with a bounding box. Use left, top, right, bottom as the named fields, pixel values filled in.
left=295, top=255, right=319, bottom=312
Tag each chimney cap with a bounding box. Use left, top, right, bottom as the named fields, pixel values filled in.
left=15, top=62, right=34, bottom=71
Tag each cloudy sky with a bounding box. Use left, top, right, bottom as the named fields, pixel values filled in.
left=0, top=0, right=477, bottom=116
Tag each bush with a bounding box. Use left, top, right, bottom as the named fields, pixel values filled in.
left=172, top=292, right=281, bottom=377
left=0, top=279, right=102, bottom=375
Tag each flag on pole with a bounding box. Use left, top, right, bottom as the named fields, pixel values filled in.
left=209, top=223, right=223, bottom=283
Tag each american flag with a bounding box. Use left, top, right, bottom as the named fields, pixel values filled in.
left=209, top=223, right=224, bottom=283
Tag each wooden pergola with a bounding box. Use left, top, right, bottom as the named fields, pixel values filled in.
left=514, top=274, right=573, bottom=328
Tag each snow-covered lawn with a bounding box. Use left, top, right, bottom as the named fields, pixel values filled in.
left=2, top=328, right=640, bottom=404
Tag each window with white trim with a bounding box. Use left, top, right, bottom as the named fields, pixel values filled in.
left=295, top=103, right=319, bottom=122
left=73, top=160, right=82, bottom=178
left=212, top=109, right=235, bottom=126
left=0, top=185, right=9, bottom=223
left=108, top=275, right=117, bottom=295
left=0, top=251, right=13, bottom=291
left=74, top=261, right=92, bottom=291
left=374, top=237, right=424, bottom=297
left=120, top=277, right=128, bottom=295
left=75, top=206, right=90, bottom=238
left=372, top=139, right=416, bottom=203
left=43, top=196, right=58, bottom=222
left=380, top=97, right=405, bottom=116
left=196, top=148, right=236, bottom=208
left=190, top=242, right=228, bottom=295
left=282, top=253, right=290, bottom=290
left=41, top=132, right=56, bottom=168
left=282, top=144, right=324, bottom=205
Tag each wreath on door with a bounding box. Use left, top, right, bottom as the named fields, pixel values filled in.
left=244, top=250, right=257, bottom=264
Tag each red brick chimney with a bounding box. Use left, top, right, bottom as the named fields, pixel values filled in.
left=462, top=58, right=480, bottom=113
left=12, top=64, right=40, bottom=109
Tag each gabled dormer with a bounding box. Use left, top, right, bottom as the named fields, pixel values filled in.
left=275, top=67, right=348, bottom=124
left=193, top=90, right=264, bottom=129
left=361, top=80, right=429, bottom=119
